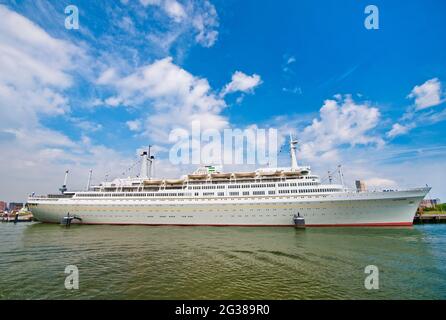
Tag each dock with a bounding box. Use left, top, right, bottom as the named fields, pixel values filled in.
left=413, top=214, right=446, bottom=224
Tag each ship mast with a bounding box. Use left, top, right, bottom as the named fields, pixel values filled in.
left=337, top=165, right=344, bottom=187
left=289, top=134, right=299, bottom=170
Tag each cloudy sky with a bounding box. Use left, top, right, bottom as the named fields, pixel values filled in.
left=0, top=0, right=445, bottom=203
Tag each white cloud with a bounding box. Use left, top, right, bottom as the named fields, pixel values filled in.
left=98, top=57, right=229, bottom=141
left=222, top=71, right=262, bottom=96
left=297, top=95, right=383, bottom=164
left=0, top=5, right=78, bottom=127
left=141, top=0, right=186, bottom=22
left=126, top=119, right=142, bottom=131
left=97, top=68, right=118, bottom=84
left=70, top=118, right=103, bottom=133
left=282, top=87, right=302, bottom=94
left=191, top=0, right=219, bottom=47
left=286, top=56, right=296, bottom=65
left=408, top=78, right=443, bottom=110
left=140, top=0, right=219, bottom=48
left=116, top=16, right=137, bottom=34
left=104, top=96, right=124, bottom=107
left=388, top=78, right=446, bottom=138
left=164, top=0, right=187, bottom=22
left=386, top=123, right=414, bottom=138
left=0, top=6, right=134, bottom=202
left=364, top=178, right=397, bottom=188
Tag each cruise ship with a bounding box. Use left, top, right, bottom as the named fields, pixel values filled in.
left=27, top=138, right=430, bottom=227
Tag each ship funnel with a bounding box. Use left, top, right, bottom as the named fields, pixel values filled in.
left=140, top=151, right=149, bottom=178
left=140, top=145, right=155, bottom=179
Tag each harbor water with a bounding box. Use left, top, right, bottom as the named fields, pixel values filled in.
left=0, top=222, right=445, bottom=299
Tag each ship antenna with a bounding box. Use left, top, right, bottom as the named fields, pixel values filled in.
left=289, top=133, right=299, bottom=170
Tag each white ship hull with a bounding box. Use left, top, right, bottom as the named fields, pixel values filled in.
left=28, top=188, right=428, bottom=227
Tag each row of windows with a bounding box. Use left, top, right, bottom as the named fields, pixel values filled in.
left=78, top=188, right=339, bottom=198
left=98, top=179, right=321, bottom=192
left=198, top=185, right=226, bottom=190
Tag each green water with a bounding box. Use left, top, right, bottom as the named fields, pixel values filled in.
left=0, top=222, right=445, bottom=299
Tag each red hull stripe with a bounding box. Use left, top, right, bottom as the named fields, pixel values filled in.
left=58, top=221, right=413, bottom=227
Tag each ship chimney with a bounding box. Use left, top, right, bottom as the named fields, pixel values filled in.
left=289, top=134, right=299, bottom=170
left=140, top=150, right=149, bottom=179
left=149, top=149, right=155, bottom=179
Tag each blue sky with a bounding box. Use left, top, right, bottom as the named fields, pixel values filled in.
left=0, top=0, right=445, bottom=202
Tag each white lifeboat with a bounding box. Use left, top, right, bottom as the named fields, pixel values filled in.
left=188, top=174, right=208, bottom=180
left=234, top=172, right=256, bottom=178
left=282, top=171, right=301, bottom=176
left=258, top=170, right=282, bottom=177
left=143, top=179, right=163, bottom=185
left=165, top=179, right=184, bottom=185
left=211, top=173, right=232, bottom=179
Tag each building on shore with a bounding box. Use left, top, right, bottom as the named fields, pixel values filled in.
left=8, top=202, right=24, bottom=212
left=419, top=199, right=441, bottom=209
left=355, top=180, right=367, bottom=192
left=0, top=201, right=7, bottom=212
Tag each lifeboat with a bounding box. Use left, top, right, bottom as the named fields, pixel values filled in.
left=143, top=179, right=163, bottom=185
left=258, top=170, right=282, bottom=177
left=165, top=179, right=184, bottom=185
left=211, top=173, right=232, bottom=179
left=233, top=172, right=256, bottom=178
left=187, top=174, right=208, bottom=180
left=282, top=171, right=301, bottom=176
